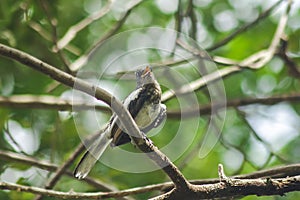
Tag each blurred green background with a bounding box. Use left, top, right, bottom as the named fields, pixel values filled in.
left=0, top=0, right=300, bottom=199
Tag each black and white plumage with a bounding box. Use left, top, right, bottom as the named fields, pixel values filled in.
left=74, top=66, right=166, bottom=179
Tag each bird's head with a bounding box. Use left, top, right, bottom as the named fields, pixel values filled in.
left=135, top=66, right=157, bottom=87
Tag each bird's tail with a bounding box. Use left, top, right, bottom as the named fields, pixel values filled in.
left=74, top=131, right=112, bottom=179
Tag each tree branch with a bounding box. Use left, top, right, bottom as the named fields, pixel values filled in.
left=161, top=65, right=240, bottom=102
left=34, top=143, right=86, bottom=200
left=0, top=149, right=167, bottom=196
left=277, top=38, right=300, bottom=78
left=28, top=21, right=81, bottom=56
left=167, top=93, right=300, bottom=118
left=69, top=0, right=144, bottom=71
left=0, top=150, right=117, bottom=192
left=39, top=0, right=71, bottom=72
left=207, top=0, right=284, bottom=51
left=0, top=95, right=111, bottom=113
left=1, top=174, right=299, bottom=199
left=56, top=0, right=113, bottom=51
left=2, top=92, right=300, bottom=119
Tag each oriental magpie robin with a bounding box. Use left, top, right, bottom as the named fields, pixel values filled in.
left=74, top=66, right=166, bottom=179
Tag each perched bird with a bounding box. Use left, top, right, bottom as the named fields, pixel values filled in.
left=74, top=66, right=166, bottom=179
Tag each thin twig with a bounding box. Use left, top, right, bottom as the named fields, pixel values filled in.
left=220, top=134, right=261, bottom=170
left=39, top=0, right=71, bottom=71
left=175, top=0, right=182, bottom=34
left=167, top=92, right=300, bottom=118
left=56, top=0, right=113, bottom=51
left=69, top=0, right=144, bottom=71
left=113, top=55, right=240, bottom=79
left=161, top=65, right=241, bottom=102
left=185, top=0, right=197, bottom=40
left=207, top=0, right=284, bottom=51
left=237, top=110, right=290, bottom=164
left=33, top=144, right=85, bottom=200
left=28, top=21, right=81, bottom=56
left=218, top=164, right=228, bottom=181
left=277, top=38, right=300, bottom=78
left=170, top=0, right=183, bottom=56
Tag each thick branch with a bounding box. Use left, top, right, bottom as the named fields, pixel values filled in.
left=1, top=175, right=300, bottom=199
left=155, top=175, right=300, bottom=200
left=0, top=43, right=112, bottom=105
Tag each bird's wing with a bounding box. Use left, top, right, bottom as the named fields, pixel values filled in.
left=141, top=104, right=166, bottom=133
left=111, top=87, right=151, bottom=145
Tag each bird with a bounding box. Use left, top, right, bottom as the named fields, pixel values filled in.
left=74, top=66, right=166, bottom=179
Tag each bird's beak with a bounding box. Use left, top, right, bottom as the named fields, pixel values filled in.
left=142, top=66, right=151, bottom=77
